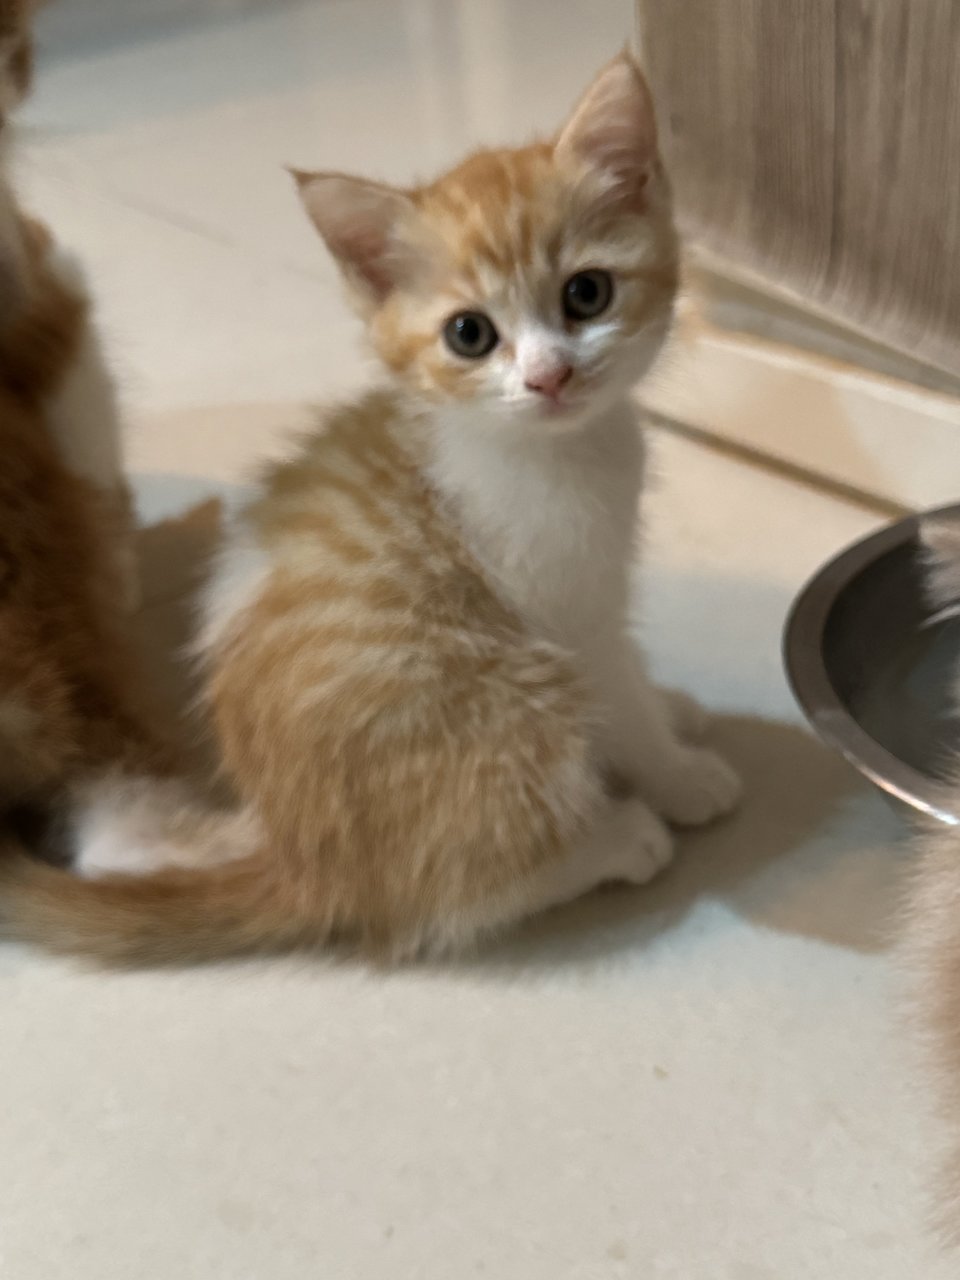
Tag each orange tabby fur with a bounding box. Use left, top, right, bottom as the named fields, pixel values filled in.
left=0, top=393, right=604, bottom=962
left=0, top=2, right=168, bottom=831
left=0, top=54, right=740, bottom=964
left=0, top=213, right=169, bottom=810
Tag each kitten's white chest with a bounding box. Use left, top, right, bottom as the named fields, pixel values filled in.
left=428, top=403, right=644, bottom=647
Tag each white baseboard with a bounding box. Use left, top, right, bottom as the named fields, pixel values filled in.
left=645, top=295, right=960, bottom=513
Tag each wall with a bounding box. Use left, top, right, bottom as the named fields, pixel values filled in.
left=637, top=0, right=960, bottom=380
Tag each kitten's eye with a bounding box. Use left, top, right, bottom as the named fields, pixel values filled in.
left=562, top=269, right=613, bottom=321
left=443, top=311, right=499, bottom=359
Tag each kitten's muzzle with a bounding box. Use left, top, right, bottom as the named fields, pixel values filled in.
left=524, top=362, right=573, bottom=403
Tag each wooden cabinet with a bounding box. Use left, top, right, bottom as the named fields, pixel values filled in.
left=637, top=0, right=960, bottom=380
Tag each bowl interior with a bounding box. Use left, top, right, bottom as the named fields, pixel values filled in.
left=785, top=506, right=960, bottom=824
left=824, top=539, right=960, bottom=777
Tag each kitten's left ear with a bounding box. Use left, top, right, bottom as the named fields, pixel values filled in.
left=292, top=169, right=416, bottom=307
left=554, top=51, right=659, bottom=207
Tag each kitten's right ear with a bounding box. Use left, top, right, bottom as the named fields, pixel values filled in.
left=291, top=170, right=415, bottom=306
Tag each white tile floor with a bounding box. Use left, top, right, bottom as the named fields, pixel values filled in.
left=1, top=3, right=950, bottom=1277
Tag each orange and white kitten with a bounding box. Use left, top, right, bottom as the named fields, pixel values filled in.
left=0, top=53, right=740, bottom=964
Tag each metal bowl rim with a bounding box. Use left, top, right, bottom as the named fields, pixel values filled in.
left=783, top=502, right=960, bottom=826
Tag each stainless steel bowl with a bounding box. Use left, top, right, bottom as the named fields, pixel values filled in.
left=783, top=504, right=960, bottom=825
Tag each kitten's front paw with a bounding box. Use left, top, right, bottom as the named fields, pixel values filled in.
left=664, top=688, right=710, bottom=742
left=651, top=748, right=742, bottom=828
left=608, top=798, right=675, bottom=885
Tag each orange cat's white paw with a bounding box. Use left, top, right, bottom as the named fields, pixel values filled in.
left=607, top=798, right=675, bottom=884
left=651, top=748, right=742, bottom=828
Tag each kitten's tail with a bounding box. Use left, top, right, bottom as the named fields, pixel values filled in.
left=0, top=774, right=320, bottom=965
left=0, top=849, right=314, bottom=967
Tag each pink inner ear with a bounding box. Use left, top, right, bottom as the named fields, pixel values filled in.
left=295, top=172, right=414, bottom=302
left=333, top=221, right=397, bottom=299
left=555, top=55, right=658, bottom=206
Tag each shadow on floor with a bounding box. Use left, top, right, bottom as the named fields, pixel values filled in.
left=478, top=713, right=904, bottom=976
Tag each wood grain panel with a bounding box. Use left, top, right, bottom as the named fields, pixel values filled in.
left=638, top=0, right=960, bottom=377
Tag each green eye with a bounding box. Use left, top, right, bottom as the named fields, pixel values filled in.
left=562, top=269, right=613, bottom=321
left=443, top=311, right=499, bottom=359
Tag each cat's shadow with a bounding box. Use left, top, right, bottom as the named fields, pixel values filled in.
left=478, top=713, right=903, bottom=975
left=134, top=497, right=905, bottom=975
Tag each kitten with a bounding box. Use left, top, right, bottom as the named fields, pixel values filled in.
left=0, top=0, right=166, bottom=835
left=0, top=53, right=741, bottom=964
left=906, top=515, right=960, bottom=1237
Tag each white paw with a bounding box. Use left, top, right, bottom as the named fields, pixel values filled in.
left=663, top=689, right=710, bottom=742
left=606, top=798, right=675, bottom=885
left=651, top=748, right=742, bottom=828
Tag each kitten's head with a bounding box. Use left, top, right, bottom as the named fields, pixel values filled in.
left=295, top=52, right=677, bottom=435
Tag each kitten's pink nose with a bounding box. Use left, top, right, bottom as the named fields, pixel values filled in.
left=524, top=363, right=573, bottom=399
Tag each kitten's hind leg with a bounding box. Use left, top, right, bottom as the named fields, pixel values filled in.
left=522, top=796, right=674, bottom=918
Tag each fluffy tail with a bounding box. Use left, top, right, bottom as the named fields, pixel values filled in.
left=0, top=850, right=314, bottom=966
